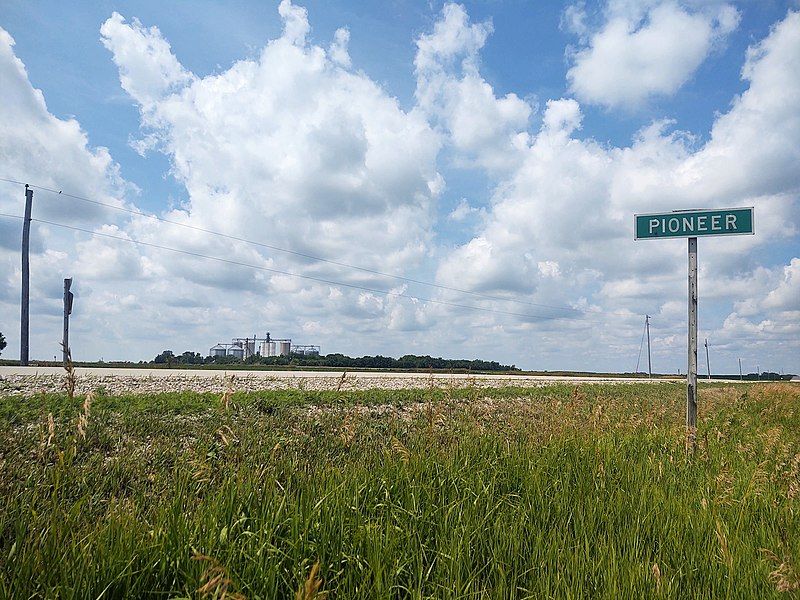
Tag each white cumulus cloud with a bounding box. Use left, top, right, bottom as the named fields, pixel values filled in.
left=566, top=1, right=740, bottom=109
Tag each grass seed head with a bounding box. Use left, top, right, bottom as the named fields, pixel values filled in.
left=61, top=344, right=76, bottom=401
left=763, top=549, right=800, bottom=592
left=391, top=437, right=410, bottom=464
left=76, top=391, right=94, bottom=440
left=194, top=552, right=245, bottom=600
left=652, top=562, right=662, bottom=593
left=336, top=371, right=347, bottom=392
left=296, top=561, right=327, bottom=600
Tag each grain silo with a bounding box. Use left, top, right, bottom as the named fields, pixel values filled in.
left=279, top=341, right=291, bottom=356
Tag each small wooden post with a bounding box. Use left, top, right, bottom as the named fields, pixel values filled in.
left=687, top=237, right=698, bottom=451
left=62, top=278, right=73, bottom=364
left=20, top=185, right=33, bottom=366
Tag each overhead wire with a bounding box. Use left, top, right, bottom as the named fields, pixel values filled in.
left=0, top=177, right=637, bottom=318
left=0, top=211, right=607, bottom=326
left=634, top=315, right=647, bottom=373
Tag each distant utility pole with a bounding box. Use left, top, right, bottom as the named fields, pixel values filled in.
left=20, top=184, right=33, bottom=366
left=739, top=358, right=743, bottom=381
left=704, top=338, right=711, bottom=380
left=757, top=364, right=760, bottom=380
left=645, top=314, right=652, bottom=378
left=62, top=278, right=73, bottom=364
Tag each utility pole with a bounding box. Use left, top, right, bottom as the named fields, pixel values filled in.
left=757, top=364, right=760, bottom=381
left=739, top=358, right=743, bottom=381
left=20, top=185, right=33, bottom=366
left=62, top=278, right=73, bottom=364
left=704, top=338, right=711, bottom=380
left=687, top=237, right=698, bottom=450
left=645, top=314, right=652, bottom=378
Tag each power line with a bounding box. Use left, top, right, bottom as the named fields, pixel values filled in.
left=0, top=211, right=605, bottom=326
left=0, top=176, right=631, bottom=318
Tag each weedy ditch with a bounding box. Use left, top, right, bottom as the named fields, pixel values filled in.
left=0, top=382, right=798, bottom=598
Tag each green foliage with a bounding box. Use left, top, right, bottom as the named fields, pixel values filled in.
left=153, top=350, right=205, bottom=366
left=209, top=351, right=518, bottom=371
left=153, top=349, right=174, bottom=364
left=0, top=383, right=798, bottom=597
left=0, top=331, right=5, bottom=356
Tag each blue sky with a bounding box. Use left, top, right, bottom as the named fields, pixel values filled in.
left=2, top=0, right=789, bottom=216
left=0, top=0, right=798, bottom=373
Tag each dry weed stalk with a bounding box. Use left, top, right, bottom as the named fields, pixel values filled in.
left=686, top=426, right=698, bottom=455
left=39, top=412, right=55, bottom=458
left=391, top=437, right=410, bottom=464
left=770, top=563, right=800, bottom=592
left=715, top=520, right=732, bottom=571
left=221, top=375, right=235, bottom=411
left=76, top=391, right=93, bottom=440
left=762, top=549, right=800, bottom=592
left=296, top=561, right=327, bottom=600
left=651, top=562, right=662, bottom=593
left=47, top=412, right=55, bottom=446
left=216, top=425, right=238, bottom=447
left=194, top=552, right=245, bottom=600
left=61, top=344, right=76, bottom=400
left=424, top=395, right=445, bottom=430
left=787, top=453, right=800, bottom=500
left=336, top=371, right=347, bottom=392
left=340, top=412, right=357, bottom=447
left=191, top=456, right=211, bottom=485
left=572, top=386, right=584, bottom=402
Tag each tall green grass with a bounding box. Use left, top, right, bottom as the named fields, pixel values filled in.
left=0, top=383, right=798, bottom=598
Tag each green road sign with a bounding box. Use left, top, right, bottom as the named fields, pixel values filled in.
left=632, top=205, right=755, bottom=450
left=634, top=207, right=754, bottom=240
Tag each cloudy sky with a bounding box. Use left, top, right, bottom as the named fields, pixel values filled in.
left=0, top=0, right=798, bottom=373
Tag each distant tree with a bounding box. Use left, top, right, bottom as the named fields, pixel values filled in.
left=0, top=331, right=6, bottom=356
left=178, top=351, right=203, bottom=364
left=213, top=354, right=242, bottom=365
left=153, top=350, right=175, bottom=364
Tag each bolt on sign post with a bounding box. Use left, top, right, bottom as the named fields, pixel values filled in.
left=634, top=207, right=754, bottom=450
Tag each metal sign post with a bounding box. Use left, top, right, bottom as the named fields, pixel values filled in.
left=687, top=237, right=697, bottom=448
left=635, top=207, right=754, bottom=450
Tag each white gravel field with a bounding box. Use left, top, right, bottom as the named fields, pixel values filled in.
left=0, top=366, right=682, bottom=397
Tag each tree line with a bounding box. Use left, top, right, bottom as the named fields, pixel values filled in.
left=152, top=349, right=518, bottom=372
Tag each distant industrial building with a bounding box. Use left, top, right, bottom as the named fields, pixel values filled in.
left=209, top=332, right=320, bottom=358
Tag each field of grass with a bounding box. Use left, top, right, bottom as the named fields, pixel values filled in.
left=0, top=381, right=798, bottom=598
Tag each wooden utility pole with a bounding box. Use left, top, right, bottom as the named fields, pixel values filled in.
left=645, top=314, right=652, bottom=378
left=62, top=278, right=73, bottom=364
left=20, top=185, right=33, bottom=366
left=704, top=338, right=711, bottom=380
left=739, top=358, right=743, bottom=381
left=687, top=237, right=698, bottom=449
